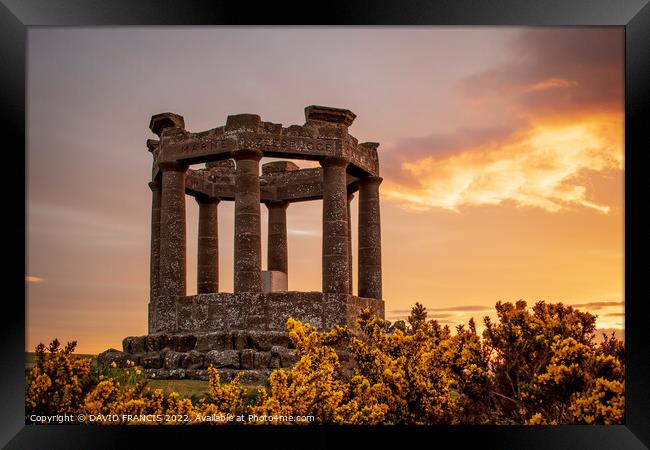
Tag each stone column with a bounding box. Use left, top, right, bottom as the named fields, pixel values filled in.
left=321, top=156, right=350, bottom=294
left=347, top=193, right=354, bottom=294
left=358, top=176, right=383, bottom=299
left=149, top=181, right=162, bottom=301
left=158, top=161, right=188, bottom=299
left=196, top=195, right=219, bottom=294
left=266, top=201, right=289, bottom=275
left=233, top=149, right=263, bottom=293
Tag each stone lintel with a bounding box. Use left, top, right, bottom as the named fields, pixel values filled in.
left=305, top=105, right=356, bottom=127
left=154, top=130, right=377, bottom=177
left=184, top=167, right=360, bottom=203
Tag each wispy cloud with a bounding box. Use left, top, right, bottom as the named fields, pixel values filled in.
left=26, top=275, right=46, bottom=283
left=569, top=300, right=624, bottom=310
left=388, top=305, right=491, bottom=315
left=288, top=228, right=320, bottom=237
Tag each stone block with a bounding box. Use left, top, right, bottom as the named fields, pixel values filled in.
left=254, top=351, right=272, bottom=369
left=249, top=331, right=290, bottom=351
left=164, top=351, right=186, bottom=369
left=195, top=331, right=230, bottom=351
left=231, top=330, right=250, bottom=350
left=305, top=105, right=356, bottom=126
left=185, top=369, right=209, bottom=381
left=141, top=353, right=163, bottom=369
left=240, top=349, right=255, bottom=369
left=182, top=350, right=204, bottom=370
left=262, top=161, right=299, bottom=174
left=238, top=370, right=271, bottom=385
left=97, top=349, right=131, bottom=368
left=145, top=334, right=171, bottom=352
left=206, top=350, right=240, bottom=369
left=225, top=113, right=260, bottom=132
left=122, top=336, right=145, bottom=354
left=261, top=270, right=288, bottom=293
left=170, top=334, right=197, bottom=352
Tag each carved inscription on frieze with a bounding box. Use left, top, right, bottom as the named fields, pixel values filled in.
left=178, top=138, right=234, bottom=156
left=238, top=133, right=337, bottom=154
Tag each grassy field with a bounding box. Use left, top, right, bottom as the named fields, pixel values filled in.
left=25, top=352, right=261, bottom=400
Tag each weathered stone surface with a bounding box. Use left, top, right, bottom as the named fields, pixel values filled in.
left=150, top=112, right=185, bottom=136
left=225, top=113, right=261, bottom=132
left=249, top=330, right=291, bottom=351
left=358, top=176, right=383, bottom=300
left=262, top=161, right=299, bottom=174
left=141, top=352, right=163, bottom=369
left=196, top=196, right=219, bottom=294
left=122, top=336, right=145, bottom=354
left=254, top=351, right=272, bottom=369
left=182, top=350, right=204, bottom=370
left=185, top=369, right=210, bottom=380
left=195, top=331, right=230, bottom=351
left=233, top=150, right=263, bottom=293
left=170, top=334, right=197, bottom=352
left=149, top=180, right=161, bottom=334
left=205, top=350, right=240, bottom=369
left=261, top=270, right=287, bottom=293
left=231, top=330, right=250, bottom=350
left=164, top=351, right=186, bottom=369
left=305, top=105, right=356, bottom=127
left=97, top=349, right=131, bottom=368
left=240, top=348, right=255, bottom=369
left=158, top=161, right=188, bottom=305
left=271, top=345, right=297, bottom=368
left=321, top=157, right=350, bottom=294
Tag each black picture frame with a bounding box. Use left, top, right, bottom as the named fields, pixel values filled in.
left=2, top=1, right=648, bottom=448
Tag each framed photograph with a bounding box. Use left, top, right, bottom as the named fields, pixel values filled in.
left=3, top=0, right=648, bottom=447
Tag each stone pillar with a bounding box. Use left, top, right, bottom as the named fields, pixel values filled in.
left=347, top=193, right=354, bottom=294
left=196, top=195, right=219, bottom=294
left=321, top=156, right=350, bottom=294
left=158, top=161, right=188, bottom=299
left=266, top=201, right=289, bottom=275
left=149, top=181, right=162, bottom=301
left=358, top=176, right=383, bottom=299
left=233, top=149, right=263, bottom=293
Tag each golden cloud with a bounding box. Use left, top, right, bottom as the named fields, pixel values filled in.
left=26, top=275, right=46, bottom=283
left=383, top=114, right=622, bottom=213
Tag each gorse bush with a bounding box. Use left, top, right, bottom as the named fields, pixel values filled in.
left=25, top=301, right=624, bottom=425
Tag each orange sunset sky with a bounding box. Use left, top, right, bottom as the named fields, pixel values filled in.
left=26, top=27, right=624, bottom=353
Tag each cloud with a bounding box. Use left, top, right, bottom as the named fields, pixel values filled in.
left=26, top=276, right=46, bottom=283
left=381, top=28, right=623, bottom=213
left=569, top=300, right=624, bottom=310
left=28, top=202, right=146, bottom=246
left=388, top=305, right=491, bottom=315
left=287, top=228, right=320, bottom=237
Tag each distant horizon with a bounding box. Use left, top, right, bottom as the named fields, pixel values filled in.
left=26, top=27, right=623, bottom=353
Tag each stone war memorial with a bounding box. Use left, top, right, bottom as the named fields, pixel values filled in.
left=99, top=105, right=384, bottom=383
